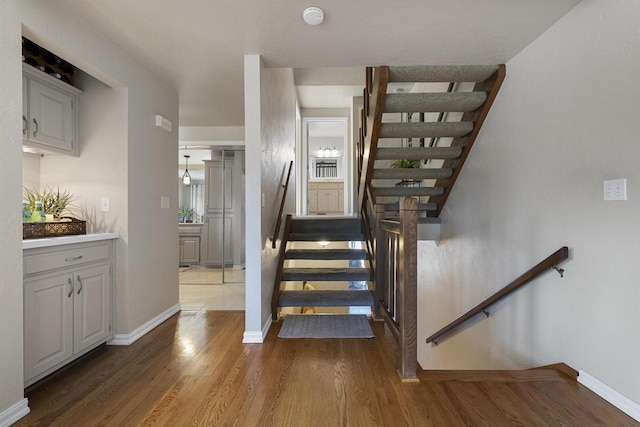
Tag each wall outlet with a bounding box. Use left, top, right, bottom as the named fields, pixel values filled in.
left=100, top=197, right=110, bottom=212
left=161, top=196, right=170, bottom=209
left=604, top=179, right=627, bottom=201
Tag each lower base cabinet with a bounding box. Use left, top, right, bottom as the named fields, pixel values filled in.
left=23, top=240, right=114, bottom=387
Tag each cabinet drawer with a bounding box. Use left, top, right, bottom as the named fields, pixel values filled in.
left=24, top=244, right=110, bottom=275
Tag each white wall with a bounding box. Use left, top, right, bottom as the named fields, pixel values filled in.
left=244, top=55, right=297, bottom=341
left=22, top=155, right=41, bottom=189
left=418, top=0, right=640, bottom=405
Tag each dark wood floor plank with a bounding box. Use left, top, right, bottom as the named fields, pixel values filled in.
left=15, top=310, right=637, bottom=427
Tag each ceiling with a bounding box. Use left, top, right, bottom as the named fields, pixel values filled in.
left=58, top=0, right=581, bottom=127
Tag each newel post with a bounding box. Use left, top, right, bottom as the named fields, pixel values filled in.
left=398, top=197, right=418, bottom=380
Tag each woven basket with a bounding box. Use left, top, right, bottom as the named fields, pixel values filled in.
left=23, top=218, right=86, bottom=240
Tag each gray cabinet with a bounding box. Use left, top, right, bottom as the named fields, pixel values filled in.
left=179, top=236, right=200, bottom=265
left=22, top=63, right=82, bottom=156
left=203, top=155, right=244, bottom=268
left=23, top=241, right=114, bottom=386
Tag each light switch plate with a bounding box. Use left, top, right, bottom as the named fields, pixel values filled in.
left=100, top=197, right=110, bottom=212
left=161, top=196, right=170, bottom=209
left=604, top=179, right=627, bottom=201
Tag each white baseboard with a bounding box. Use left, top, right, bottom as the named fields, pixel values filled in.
left=108, top=303, right=181, bottom=346
left=242, top=317, right=272, bottom=343
left=0, top=398, right=29, bottom=427
left=578, top=369, right=640, bottom=422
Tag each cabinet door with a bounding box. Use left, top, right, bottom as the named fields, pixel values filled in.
left=28, top=78, right=74, bottom=152
left=204, top=215, right=233, bottom=266
left=308, top=187, right=318, bottom=213
left=24, top=273, right=74, bottom=381
left=73, top=264, right=112, bottom=354
left=205, top=161, right=234, bottom=213
left=338, top=188, right=344, bottom=213
left=23, top=76, right=29, bottom=138
left=180, top=236, right=200, bottom=264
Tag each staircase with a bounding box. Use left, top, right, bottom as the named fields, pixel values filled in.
left=271, top=64, right=505, bottom=379
left=359, top=64, right=505, bottom=220
left=272, top=216, right=374, bottom=320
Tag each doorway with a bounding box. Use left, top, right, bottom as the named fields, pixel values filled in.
left=299, top=117, right=351, bottom=216
left=179, top=147, right=245, bottom=310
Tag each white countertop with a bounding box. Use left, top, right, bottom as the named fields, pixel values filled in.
left=23, top=233, right=119, bottom=250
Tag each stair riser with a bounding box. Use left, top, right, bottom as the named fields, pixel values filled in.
left=282, top=272, right=372, bottom=281
left=290, top=219, right=363, bottom=235
left=288, top=233, right=365, bottom=242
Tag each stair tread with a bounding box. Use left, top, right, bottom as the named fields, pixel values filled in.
left=388, top=65, right=499, bottom=83
left=384, top=92, right=487, bottom=113
left=376, top=147, right=462, bottom=160
left=373, top=168, right=452, bottom=180
left=382, top=202, right=437, bottom=211
left=282, top=268, right=371, bottom=281
left=285, top=249, right=369, bottom=260
left=380, top=122, right=473, bottom=139
left=372, top=187, right=444, bottom=197
left=382, top=217, right=442, bottom=224
left=279, top=290, right=375, bottom=307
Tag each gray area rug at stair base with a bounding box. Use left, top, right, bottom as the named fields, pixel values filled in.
left=278, top=314, right=374, bottom=339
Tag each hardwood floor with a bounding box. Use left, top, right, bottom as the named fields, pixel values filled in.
left=16, top=311, right=638, bottom=426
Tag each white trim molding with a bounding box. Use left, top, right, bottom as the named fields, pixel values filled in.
left=108, top=303, right=181, bottom=346
left=578, top=369, right=640, bottom=422
left=243, top=317, right=272, bottom=344
left=0, top=398, right=30, bottom=427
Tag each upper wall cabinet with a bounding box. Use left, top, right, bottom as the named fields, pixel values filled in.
left=22, top=64, right=82, bottom=156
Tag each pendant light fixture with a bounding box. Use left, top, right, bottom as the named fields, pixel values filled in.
left=183, top=155, right=192, bottom=185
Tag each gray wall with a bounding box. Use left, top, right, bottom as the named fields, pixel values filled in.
left=0, top=1, right=179, bottom=418
left=417, top=0, right=640, bottom=404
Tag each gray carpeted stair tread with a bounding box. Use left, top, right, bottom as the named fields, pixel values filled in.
left=285, top=249, right=369, bottom=260
left=384, top=92, right=487, bottom=113
left=381, top=217, right=442, bottom=224
left=373, top=168, right=452, bottom=180
left=290, top=217, right=362, bottom=235
left=380, top=122, right=473, bottom=139
left=282, top=268, right=372, bottom=282
left=376, top=147, right=462, bottom=160
left=279, top=290, right=375, bottom=307
left=383, top=202, right=438, bottom=211
left=372, top=186, right=445, bottom=197
left=388, top=65, right=499, bottom=83
left=288, top=233, right=365, bottom=242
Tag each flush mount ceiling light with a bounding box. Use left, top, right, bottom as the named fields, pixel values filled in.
left=303, top=7, right=324, bottom=25
left=183, top=155, right=192, bottom=185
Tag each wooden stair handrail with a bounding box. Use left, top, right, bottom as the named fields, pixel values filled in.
left=426, top=246, right=569, bottom=344
left=270, top=160, right=293, bottom=249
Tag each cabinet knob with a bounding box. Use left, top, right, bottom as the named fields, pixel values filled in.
left=76, top=275, right=83, bottom=295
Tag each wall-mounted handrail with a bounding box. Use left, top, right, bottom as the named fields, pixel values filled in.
left=270, top=160, right=293, bottom=249
left=426, top=246, right=569, bottom=345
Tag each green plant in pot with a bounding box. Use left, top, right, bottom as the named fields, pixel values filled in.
left=23, top=186, right=77, bottom=220
left=179, top=206, right=194, bottom=223
left=390, top=159, right=421, bottom=169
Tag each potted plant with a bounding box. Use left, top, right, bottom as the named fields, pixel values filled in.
left=23, top=185, right=76, bottom=220
left=179, top=206, right=194, bottom=223
left=390, top=159, right=422, bottom=188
